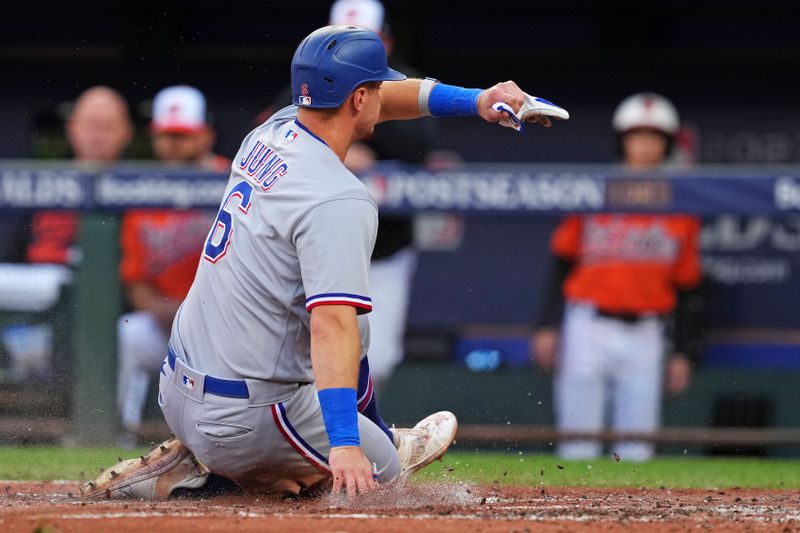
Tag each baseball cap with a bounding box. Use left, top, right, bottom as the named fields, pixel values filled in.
left=329, top=0, right=385, bottom=34
left=612, top=92, right=679, bottom=136
left=151, top=85, right=207, bottom=134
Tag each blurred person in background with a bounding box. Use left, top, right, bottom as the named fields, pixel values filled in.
left=66, top=86, right=134, bottom=163
left=116, top=85, right=224, bottom=447
left=0, top=86, right=132, bottom=382
left=29, top=86, right=134, bottom=266
left=531, top=93, right=707, bottom=461
left=150, top=85, right=230, bottom=172
left=261, top=0, right=440, bottom=397
left=0, top=219, right=35, bottom=381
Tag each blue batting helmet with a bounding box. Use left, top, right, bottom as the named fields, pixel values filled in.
left=291, top=25, right=406, bottom=109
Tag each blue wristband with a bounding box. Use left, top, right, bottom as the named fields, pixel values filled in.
left=318, top=388, right=360, bottom=447
left=429, top=83, right=482, bottom=117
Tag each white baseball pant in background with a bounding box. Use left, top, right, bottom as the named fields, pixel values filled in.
left=555, top=303, right=664, bottom=461
left=367, top=247, right=417, bottom=397
left=117, top=311, right=169, bottom=438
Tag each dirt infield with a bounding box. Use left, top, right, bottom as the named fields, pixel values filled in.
left=1, top=480, right=799, bottom=532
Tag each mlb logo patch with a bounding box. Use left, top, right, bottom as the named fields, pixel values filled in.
left=298, top=96, right=312, bottom=106
left=182, top=373, right=195, bottom=391
left=284, top=129, right=298, bottom=142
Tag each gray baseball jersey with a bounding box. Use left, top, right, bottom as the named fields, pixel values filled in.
left=170, top=105, right=378, bottom=383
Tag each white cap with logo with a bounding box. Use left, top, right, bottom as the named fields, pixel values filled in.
left=151, top=85, right=207, bottom=134
left=329, top=0, right=385, bottom=34
left=612, top=92, right=680, bottom=136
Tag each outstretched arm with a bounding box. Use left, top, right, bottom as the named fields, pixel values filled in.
left=310, top=305, right=377, bottom=496
left=378, top=79, right=424, bottom=121
left=379, top=79, right=529, bottom=125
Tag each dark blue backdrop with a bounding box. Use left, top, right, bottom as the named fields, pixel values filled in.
left=408, top=215, right=800, bottom=330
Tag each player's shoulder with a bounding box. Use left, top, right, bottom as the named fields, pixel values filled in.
left=295, top=190, right=377, bottom=235
left=241, top=105, right=298, bottom=148
left=302, top=173, right=377, bottom=216
left=320, top=187, right=377, bottom=209
left=262, top=105, right=298, bottom=127
left=236, top=107, right=372, bottom=202
left=241, top=106, right=331, bottom=165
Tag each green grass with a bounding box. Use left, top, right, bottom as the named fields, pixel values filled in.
left=419, top=451, right=800, bottom=489
left=0, top=446, right=150, bottom=482
left=1, top=447, right=800, bottom=489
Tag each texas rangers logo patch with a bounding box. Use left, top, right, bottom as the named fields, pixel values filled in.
left=299, top=83, right=312, bottom=105
left=182, top=374, right=195, bottom=391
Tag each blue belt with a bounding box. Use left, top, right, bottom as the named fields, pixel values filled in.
left=166, top=348, right=250, bottom=399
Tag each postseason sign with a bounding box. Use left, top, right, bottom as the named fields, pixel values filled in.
left=362, top=167, right=800, bottom=216
left=0, top=163, right=799, bottom=215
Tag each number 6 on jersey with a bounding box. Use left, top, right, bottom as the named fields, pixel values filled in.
left=203, top=180, right=254, bottom=263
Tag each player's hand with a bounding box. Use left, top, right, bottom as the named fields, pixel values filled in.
left=477, top=81, right=526, bottom=124
left=531, top=328, right=559, bottom=373
left=329, top=446, right=378, bottom=497
left=666, top=355, right=692, bottom=396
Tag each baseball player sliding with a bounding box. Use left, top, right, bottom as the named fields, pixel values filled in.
left=84, top=24, right=566, bottom=499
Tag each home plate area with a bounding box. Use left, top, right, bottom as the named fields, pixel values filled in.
left=1, top=480, right=799, bottom=532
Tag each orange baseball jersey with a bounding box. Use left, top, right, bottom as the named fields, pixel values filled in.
left=119, top=209, right=216, bottom=301
left=27, top=210, right=80, bottom=265
left=551, top=214, right=702, bottom=314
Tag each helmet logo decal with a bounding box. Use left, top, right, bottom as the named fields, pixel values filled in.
left=299, top=82, right=312, bottom=106
left=642, top=96, right=655, bottom=115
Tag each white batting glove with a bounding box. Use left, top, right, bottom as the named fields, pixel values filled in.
left=492, top=94, right=570, bottom=132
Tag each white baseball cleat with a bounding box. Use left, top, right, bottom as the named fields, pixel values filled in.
left=81, top=437, right=209, bottom=500
left=393, top=411, right=458, bottom=481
